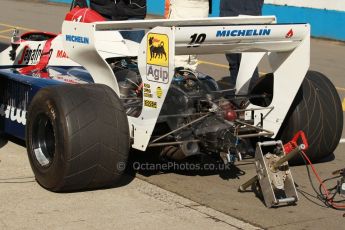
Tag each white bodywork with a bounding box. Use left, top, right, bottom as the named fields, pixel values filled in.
left=0, top=35, right=79, bottom=67
left=61, top=16, right=310, bottom=151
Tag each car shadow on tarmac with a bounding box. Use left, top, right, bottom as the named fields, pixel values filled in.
left=4, top=135, right=246, bottom=190
left=5, top=136, right=136, bottom=191
left=3, top=125, right=336, bottom=193
left=127, top=149, right=247, bottom=181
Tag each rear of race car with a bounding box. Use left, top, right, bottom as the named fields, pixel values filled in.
left=0, top=10, right=342, bottom=192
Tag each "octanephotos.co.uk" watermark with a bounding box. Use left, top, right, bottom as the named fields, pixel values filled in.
left=117, top=161, right=229, bottom=171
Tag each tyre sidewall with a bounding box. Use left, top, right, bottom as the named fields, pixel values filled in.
left=279, top=71, right=343, bottom=163
left=26, top=89, right=69, bottom=190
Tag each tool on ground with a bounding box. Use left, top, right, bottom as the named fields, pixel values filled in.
left=239, top=138, right=306, bottom=208
left=331, top=168, right=345, bottom=197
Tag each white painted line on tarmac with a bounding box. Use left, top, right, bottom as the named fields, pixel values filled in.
left=0, top=22, right=34, bottom=31
left=0, top=34, right=10, bottom=39
left=340, top=139, right=345, bottom=144
left=198, top=60, right=228, bottom=69
left=136, top=178, right=261, bottom=230
left=336, top=87, right=345, bottom=92
left=0, top=28, right=14, bottom=34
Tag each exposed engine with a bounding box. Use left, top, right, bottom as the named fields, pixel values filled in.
left=111, top=58, right=253, bottom=164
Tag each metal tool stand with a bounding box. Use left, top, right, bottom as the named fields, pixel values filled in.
left=239, top=141, right=302, bottom=208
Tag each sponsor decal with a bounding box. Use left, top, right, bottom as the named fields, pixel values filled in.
left=188, top=33, right=207, bottom=47
left=0, top=104, right=26, bottom=125
left=31, top=71, right=49, bottom=79
left=65, top=35, right=89, bottom=44
left=50, top=75, right=86, bottom=84
left=144, top=100, right=157, bottom=109
left=286, top=29, right=294, bottom=38
left=144, top=93, right=153, bottom=98
left=147, top=66, right=169, bottom=84
left=143, top=83, right=153, bottom=98
left=56, top=50, right=69, bottom=58
left=147, top=34, right=168, bottom=66
left=156, top=87, right=163, bottom=99
left=18, top=44, right=53, bottom=65
left=216, top=29, right=271, bottom=37
left=146, top=33, right=169, bottom=84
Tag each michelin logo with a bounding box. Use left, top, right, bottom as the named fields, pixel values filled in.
left=0, top=104, right=26, bottom=125
left=216, top=29, right=271, bottom=37
left=65, top=35, right=89, bottom=44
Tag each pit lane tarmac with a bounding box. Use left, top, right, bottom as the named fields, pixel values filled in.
left=0, top=0, right=345, bottom=229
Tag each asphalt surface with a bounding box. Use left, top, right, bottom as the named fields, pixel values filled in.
left=0, top=0, right=345, bottom=229
left=0, top=143, right=259, bottom=230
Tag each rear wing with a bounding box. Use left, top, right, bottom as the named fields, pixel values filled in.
left=62, top=16, right=310, bottom=150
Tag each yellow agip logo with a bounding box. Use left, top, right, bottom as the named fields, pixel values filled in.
left=147, top=33, right=169, bottom=67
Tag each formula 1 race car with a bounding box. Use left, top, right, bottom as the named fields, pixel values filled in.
left=0, top=3, right=343, bottom=192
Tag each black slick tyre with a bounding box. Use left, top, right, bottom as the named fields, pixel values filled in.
left=26, top=84, right=130, bottom=192
left=279, top=71, right=343, bottom=164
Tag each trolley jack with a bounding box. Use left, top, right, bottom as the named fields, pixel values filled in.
left=239, top=138, right=306, bottom=208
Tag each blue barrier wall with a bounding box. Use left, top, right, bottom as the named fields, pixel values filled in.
left=49, top=0, right=345, bottom=41
left=263, top=5, right=345, bottom=41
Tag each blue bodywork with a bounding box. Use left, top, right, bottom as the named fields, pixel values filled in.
left=0, top=67, right=93, bottom=140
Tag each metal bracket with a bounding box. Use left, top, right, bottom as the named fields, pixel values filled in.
left=239, top=141, right=300, bottom=208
